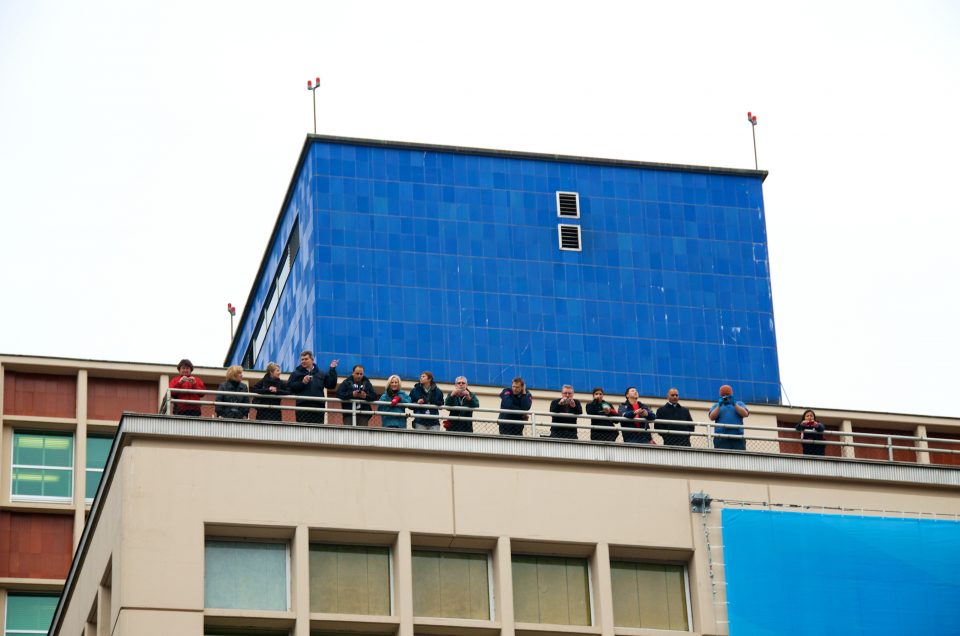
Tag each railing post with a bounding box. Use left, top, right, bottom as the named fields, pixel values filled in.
left=887, top=436, right=894, bottom=462
left=351, top=400, right=357, bottom=427
left=706, top=422, right=713, bottom=449
left=165, top=392, right=172, bottom=416
left=840, top=419, right=855, bottom=459
left=529, top=411, right=537, bottom=437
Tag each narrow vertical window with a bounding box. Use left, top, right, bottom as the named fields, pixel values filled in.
left=512, top=555, right=591, bottom=625
left=85, top=435, right=113, bottom=502
left=310, top=544, right=391, bottom=615
left=412, top=550, right=491, bottom=619
left=611, top=561, right=689, bottom=631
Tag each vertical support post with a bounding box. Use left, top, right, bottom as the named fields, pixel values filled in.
left=494, top=536, right=515, bottom=636
left=915, top=424, right=931, bottom=465
left=397, top=531, right=414, bottom=636
left=293, top=525, right=310, bottom=636
left=887, top=436, right=894, bottom=462
left=840, top=419, right=855, bottom=458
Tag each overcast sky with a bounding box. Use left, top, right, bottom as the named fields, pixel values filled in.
left=1, top=1, right=958, bottom=417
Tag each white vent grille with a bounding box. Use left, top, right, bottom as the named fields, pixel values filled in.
left=556, top=191, right=580, bottom=218
left=558, top=224, right=582, bottom=251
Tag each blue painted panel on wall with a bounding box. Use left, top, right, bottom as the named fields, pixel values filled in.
left=233, top=139, right=780, bottom=403
left=723, top=508, right=960, bottom=635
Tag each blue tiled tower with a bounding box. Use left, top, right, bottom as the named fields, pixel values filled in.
left=226, top=135, right=780, bottom=403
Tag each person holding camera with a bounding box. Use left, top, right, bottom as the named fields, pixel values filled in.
left=585, top=387, right=619, bottom=442
left=169, top=358, right=206, bottom=416
left=288, top=350, right=339, bottom=424
left=444, top=376, right=480, bottom=432
left=498, top=377, right=532, bottom=436
left=655, top=388, right=695, bottom=447
left=379, top=374, right=412, bottom=429
left=549, top=385, right=583, bottom=439
left=708, top=384, right=750, bottom=450
left=618, top=387, right=655, bottom=444
left=336, top=364, right=379, bottom=427
left=796, top=409, right=826, bottom=456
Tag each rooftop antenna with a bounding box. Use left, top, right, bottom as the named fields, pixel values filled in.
left=746, top=111, right=758, bottom=169
left=227, top=303, right=236, bottom=340
left=307, top=76, right=321, bottom=134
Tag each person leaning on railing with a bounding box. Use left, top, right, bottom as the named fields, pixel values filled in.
left=585, top=387, right=619, bottom=442
left=796, top=409, right=826, bottom=456
left=498, top=377, right=533, bottom=436
left=410, top=371, right=444, bottom=431
left=288, top=350, right=339, bottom=424
left=618, top=387, right=655, bottom=444
left=444, top=376, right=479, bottom=433
left=215, top=365, right=251, bottom=420
left=379, top=374, right=412, bottom=429
left=336, top=364, right=379, bottom=427
left=169, top=358, right=206, bottom=417
left=549, top=384, right=583, bottom=439
left=251, top=362, right=289, bottom=422
left=708, top=384, right=749, bottom=450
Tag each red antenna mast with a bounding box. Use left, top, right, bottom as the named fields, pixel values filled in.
left=747, top=111, right=759, bottom=169
left=307, top=76, right=321, bottom=134
left=227, top=303, right=237, bottom=340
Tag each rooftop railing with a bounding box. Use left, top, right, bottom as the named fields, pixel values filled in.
left=160, top=389, right=960, bottom=466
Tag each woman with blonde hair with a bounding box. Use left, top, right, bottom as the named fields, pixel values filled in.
left=215, top=365, right=250, bottom=419
left=379, top=374, right=411, bottom=429
left=252, top=362, right=290, bottom=422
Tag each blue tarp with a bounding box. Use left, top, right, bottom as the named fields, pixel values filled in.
left=722, top=508, right=960, bottom=635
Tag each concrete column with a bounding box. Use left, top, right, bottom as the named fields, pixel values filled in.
left=0, top=363, right=5, bottom=493
left=158, top=375, right=170, bottom=415
left=293, top=525, right=310, bottom=636
left=840, top=419, right=855, bottom=459
left=97, top=583, right=112, bottom=636
left=593, top=543, right=614, bottom=636
left=396, top=530, right=414, bottom=636
left=493, top=536, right=514, bottom=636
left=914, top=424, right=931, bottom=465
left=75, top=369, right=89, bottom=551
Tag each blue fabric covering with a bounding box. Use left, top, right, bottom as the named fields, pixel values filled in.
left=722, top=508, right=960, bottom=635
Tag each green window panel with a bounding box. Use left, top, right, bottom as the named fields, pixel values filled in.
left=11, top=432, right=74, bottom=501
left=512, top=555, right=590, bottom=626
left=412, top=550, right=490, bottom=620
left=85, top=436, right=113, bottom=500
left=310, top=545, right=390, bottom=615
left=611, top=561, right=688, bottom=631
left=4, top=593, right=58, bottom=635
left=205, top=540, right=288, bottom=611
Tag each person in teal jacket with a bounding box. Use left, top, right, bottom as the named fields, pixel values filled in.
left=379, top=374, right=411, bottom=429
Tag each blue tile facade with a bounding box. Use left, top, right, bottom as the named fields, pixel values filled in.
left=228, top=138, right=780, bottom=404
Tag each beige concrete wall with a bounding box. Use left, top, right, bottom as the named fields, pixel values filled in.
left=54, top=433, right=960, bottom=636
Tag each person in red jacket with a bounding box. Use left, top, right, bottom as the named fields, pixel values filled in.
left=169, top=359, right=206, bottom=416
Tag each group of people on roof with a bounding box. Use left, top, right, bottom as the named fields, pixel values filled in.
left=168, top=353, right=827, bottom=455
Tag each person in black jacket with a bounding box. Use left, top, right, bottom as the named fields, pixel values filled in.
left=655, top=388, right=695, bottom=447
left=549, top=384, right=583, bottom=439
left=499, top=377, right=533, bottom=436
left=618, top=387, right=655, bottom=444
left=252, top=362, right=290, bottom=422
left=215, top=365, right=250, bottom=419
left=336, top=365, right=379, bottom=427
left=585, top=387, right=619, bottom=442
left=444, top=376, right=480, bottom=432
left=288, top=350, right=339, bottom=424
left=796, top=409, right=826, bottom=456
left=410, top=371, right=444, bottom=430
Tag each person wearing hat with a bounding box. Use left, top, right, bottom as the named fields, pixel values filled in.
left=708, top=384, right=750, bottom=450
left=169, top=359, right=206, bottom=417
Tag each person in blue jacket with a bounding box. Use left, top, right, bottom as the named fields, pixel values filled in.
left=708, top=384, right=750, bottom=450
left=379, top=374, right=411, bottom=429
left=499, top=377, right=533, bottom=436
left=409, top=371, right=444, bottom=430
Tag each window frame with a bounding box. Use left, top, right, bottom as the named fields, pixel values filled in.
left=308, top=542, right=394, bottom=617
left=411, top=547, right=495, bottom=621
left=609, top=559, right=692, bottom=632
left=4, top=592, right=60, bottom=636
left=204, top=537, right=291, bottom=612
left=10, top=430, right=75, bottom=503
left=511, top=553, right=594, bottom=627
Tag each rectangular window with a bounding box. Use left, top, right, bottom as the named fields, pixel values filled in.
left=310, top=544, right=391, bottom=615
left=85, top=435, right=112, bottom=501
left=512, top=555, right=591, bottom=626
left=11, top=432, right=74, bottom=502
left=412, top=550, right=490, bottom=620
left=4, top=594, right=58, bottom=636
left=205, top=540, right=289, bottom=611
left=611, top=561, right=689, bottom=631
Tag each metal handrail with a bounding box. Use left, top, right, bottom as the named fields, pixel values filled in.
left=160, top=389, right=960, bottom=462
